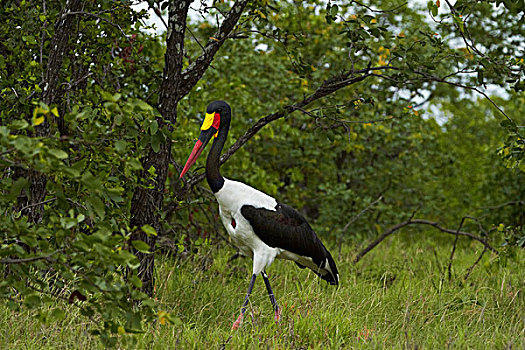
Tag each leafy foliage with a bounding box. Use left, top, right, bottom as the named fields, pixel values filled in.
left=0, top=0, right=524, bottom=346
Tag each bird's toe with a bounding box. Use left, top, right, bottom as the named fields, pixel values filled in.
left=274, top=307, right=281, bottom=323
left=232, top=314, right=243, bottom=330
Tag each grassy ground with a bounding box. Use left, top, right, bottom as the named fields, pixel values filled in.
left=1, top=232, right=524, bottom=349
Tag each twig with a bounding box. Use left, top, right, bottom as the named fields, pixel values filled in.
left=18, top=197, right=57, bottom=213
left=412, top=70, right=513, bottom=122
left=61, top=72, right=93, bottom=92
left=448, top=216, right=467, bottom=281
left=342, top=195, right=384, bottom=234
left=463, top=246, right=488, bottom=281
left=0, top=148, right=15, bottom=156
left=351, top=0, right=408, bottom=14
left=0, top=249, right=63, bottom=264
left=61, top=11, right=128, bottom=39
left=478, top=200, right=524, bottom=210
left=153, top=6, right=168, bottom=29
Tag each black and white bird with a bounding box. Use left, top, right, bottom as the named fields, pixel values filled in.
left=179, top=100, right=339, bottom=330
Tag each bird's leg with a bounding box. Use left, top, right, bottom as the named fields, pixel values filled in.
left=261, top=271, right=281, bottom=322
left=232, top=273, right=257, bottom=330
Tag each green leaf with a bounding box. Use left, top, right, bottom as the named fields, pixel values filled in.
left=87, top=195, right=105, bottom=219
left=49, top=308, right=66, bottom=321
left=48, top=148, right=68, bottom=159
left=125, top=311, right=144, bottom=333
left=149, top=120, right=159, bottom=135
left=151, top=132, right=162, bottom=153
left=24, top=294, right=42, bottom=307
left=129, top=274, right=143, bottom=288
left=131, top=99, right=153, bottom=111
left=10, top=119, right=29, bottom=130
left=81, top=171, right=102, bottom=191
left=8, top=177, right=28, bottom=200
left=330, top=4, right=339, bottom=17
left=141, top=224, right=158, bottom=237
left=114, top=140, right=128, bottom=153
left=131, top=240, right=150, bottom=253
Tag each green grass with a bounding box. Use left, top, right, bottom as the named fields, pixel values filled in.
left=1, top=233, right=524, bottom=349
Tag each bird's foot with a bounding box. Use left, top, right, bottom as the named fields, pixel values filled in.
left=274, top=307, right=281, bottom=323
left=232, top=314, right=243, bottom=330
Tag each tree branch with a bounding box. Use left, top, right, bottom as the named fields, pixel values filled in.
left=177, top=0, right=249, bottom=100
left=353, top=218, right=498, bottom=264
left=411, top=70, right=513, bottom=122
left=183, top=68, right=388, bottom=188
left=463, top=246, right=488, bottom=281
left=0, top=249, right=63, bottom=264
left=61, top=11, right=128, bottom=39
left=157, top=0, right=192, bottom=121
left=17, top=197, right=56, bottom=214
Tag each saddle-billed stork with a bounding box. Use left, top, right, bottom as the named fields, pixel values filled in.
left=179, top=100, right=339, bottom=330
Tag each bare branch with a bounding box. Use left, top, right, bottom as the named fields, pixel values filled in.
left=353, top=218, right=498, bottom=264
left=341, top=194, right=384, bottom=234
left=182, top=66, right=398, bottom=188
left=373, top=70, right=513, bottom=123
left=478, top=200, right=524, bottom=210
left=448, top=216, right=468, bottom=280
left=351, top=0, right=408, bottom=14
left=177, top=0, right=249, bottom=100
left=0, top=249, right=63, bottom=264
left=61, top=11, right=128, bottom=39
left=18, top=197, right=56, bottom=214
left=153, top=6, right=168, bottom=29
left=463, top=246, right=488, bottom=280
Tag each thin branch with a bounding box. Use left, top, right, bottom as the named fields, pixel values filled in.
left=351, top=0, right=408, bottom=13
left=0, top=249, right=63, bottom=264
left=463, top=246, right=488, bottom=280
left=177, top=0, right=250, bottom=100
left=341, top=195, right=384, bottom=234
left=448, top=216, right=467, bottom=281
left=372, top=70, right=513, bottom=123
left=61, top=72, right=93, bottom=92
left=18, top=197, right=57, bottom=213
left=153, top=6, right=168, bottom=29
left=0, top=148, right=15, bottom=157
left=182, top=68, right=392, bottom=188
left=478, top=200, right=524, bottom=210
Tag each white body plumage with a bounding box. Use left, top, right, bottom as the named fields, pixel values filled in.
left=215, top=178, right=324, bottom=276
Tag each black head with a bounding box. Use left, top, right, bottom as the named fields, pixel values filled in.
left=206, top=100, right=231, bottom=120
left=179, top=101, right=231, bottom=179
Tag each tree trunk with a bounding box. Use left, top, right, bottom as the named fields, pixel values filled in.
left=16, top=0, right=82, bottom=223
left=128, top=0, right=249, bottom=296
left=129, top=142, right=173, bottom=296
left=129, top=0, right=191, bottom=296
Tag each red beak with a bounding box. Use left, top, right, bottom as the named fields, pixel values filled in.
left=179, top=140, right=204, bottom=178
left=179, top=128, right=217, bottom=178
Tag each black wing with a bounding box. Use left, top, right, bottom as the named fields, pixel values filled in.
left=241, top=202, right=339, bottom=285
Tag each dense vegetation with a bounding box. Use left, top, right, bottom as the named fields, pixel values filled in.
left=1, top=0, right=523, bottom=347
